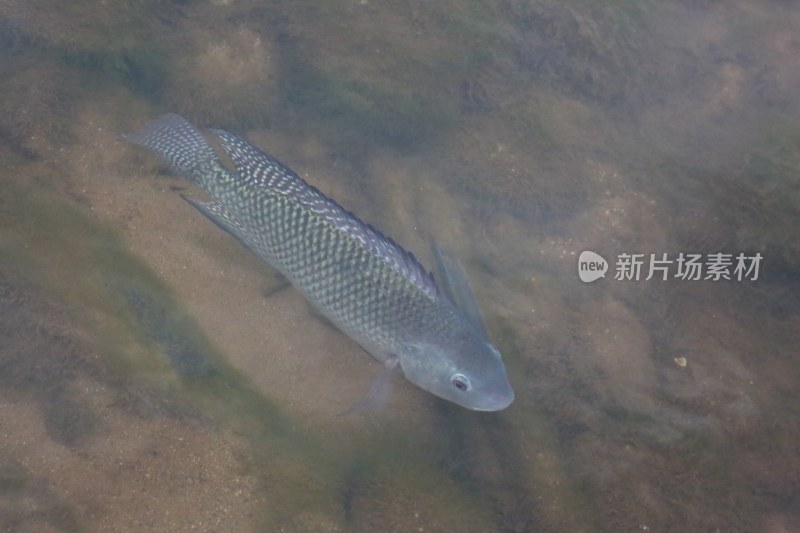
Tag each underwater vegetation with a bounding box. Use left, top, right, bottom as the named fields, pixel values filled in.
left=0, top=0, right=171, bottom=96
left=114, top=278, right=219, bottom=378
left=0, top=278, right=103, bottom=447
left=0, top=458, right=79, bottom=532
left=0, top=0, right=162, bottom=53
left=0, top=1, right=168, bottom=157
left=0, top=56, right=76, bottom=158
left=159, top=21, right=279, bottom=129
left=720, top=126, right=800, bottom=270
left=505, top=0, right=657, bottom=109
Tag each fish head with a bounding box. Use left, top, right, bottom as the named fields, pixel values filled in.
left=398, top=334, right=514, bottom=411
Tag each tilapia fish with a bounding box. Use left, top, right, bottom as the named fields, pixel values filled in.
left=126, top=114, right=513, bottom=411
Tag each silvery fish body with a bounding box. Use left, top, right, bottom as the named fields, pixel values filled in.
left=127, top=114, right=513, bottom=411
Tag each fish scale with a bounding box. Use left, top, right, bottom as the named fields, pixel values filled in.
left=126, top=114, right=513, bottom=411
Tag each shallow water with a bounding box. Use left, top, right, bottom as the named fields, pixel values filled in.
left=1, top=1, right=799, bottom=531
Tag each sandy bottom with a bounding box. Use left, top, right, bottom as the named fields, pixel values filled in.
left=2, top=2, right=800, bottom=529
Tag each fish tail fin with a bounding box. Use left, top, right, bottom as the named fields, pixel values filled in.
left=125, top=113, right=218, bottom=186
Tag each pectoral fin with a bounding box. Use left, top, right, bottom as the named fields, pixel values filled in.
left=340, top=356, right=399, bottom=415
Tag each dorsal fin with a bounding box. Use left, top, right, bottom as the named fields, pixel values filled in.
left=212, top=129, right=439, bottom=300
left=431, top=243, right=488, bottom=338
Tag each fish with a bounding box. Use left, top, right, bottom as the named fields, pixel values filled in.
left=126, top=114, right=514, bottom=411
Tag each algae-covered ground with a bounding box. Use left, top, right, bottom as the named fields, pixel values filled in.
left=1, top=1, right=799, bottom=531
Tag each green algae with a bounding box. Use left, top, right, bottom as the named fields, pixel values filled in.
left=2, top=179, right=301, bottom=431
left=0, top=460, right=80, bottom=533
left=279, top=53, right=452, bottom=154
left=0, top=0, right=171, bottom=97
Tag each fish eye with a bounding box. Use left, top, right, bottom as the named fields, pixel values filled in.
left=451, top=374, right=471, bottom=392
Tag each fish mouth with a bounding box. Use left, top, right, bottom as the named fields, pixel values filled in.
left=471, top=387, right=515, bottom=412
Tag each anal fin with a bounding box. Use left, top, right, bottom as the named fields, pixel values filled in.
left=182, top=195, right=264, bottom=260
